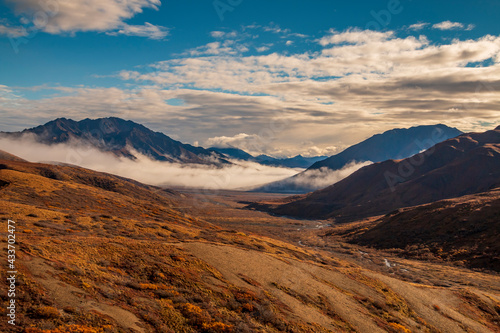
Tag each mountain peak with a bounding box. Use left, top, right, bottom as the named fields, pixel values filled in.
left=52, top=117, right=71, bottom=122
left=3, top=117, right=230, bottom=166
left=308, top=124, right=462, bottom=172
left=260, top=126, right=500, bottom=222
left=47, top=117, right=76, bottom=126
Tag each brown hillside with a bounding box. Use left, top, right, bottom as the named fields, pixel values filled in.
left=337, top=188, right=500, bottom=271
left=255, top=127, right=500, bottom=222
left=1, top=158, right=500, bottom=332
left=0, top=150, right=26, bottom=162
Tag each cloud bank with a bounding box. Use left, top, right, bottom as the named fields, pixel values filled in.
left=0, top=136, right=299, bottom=190
left=2, top=27, right=500, bottom=156
left=4, top=0, right=166, bottom=39
left=289, top=162, right=373, bottom=190
left=254, top=161, right=372, bottom=193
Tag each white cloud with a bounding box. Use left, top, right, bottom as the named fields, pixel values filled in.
left=107, top=22, right=169, bottom=40
left=210, top=30, right=238, bottom=39
left=121, top=31, right=500, bottom=97
left=243, top=23, right=307, bottom=40
left=255, top=161, right=372, bottom=192
left=0, top=85, right=20, bottom=99
left=256, top=45, right=271, bottom=52
left=2, top=29, right=500, bottom=157
left=432, top=21, right=472, bottom=31
left=288, top=162, right=372, bottom=190
left=408, top=22, right=429, bottom=31
left=205, top=133, right=281, bottom=156
left=288, top=32, right=308, bottom=38
left=5, top=0, right=162, bottom=36
left=318, top=29, right=394, bottom=46
left=210, top=31, right=225, bottom=38
left=0, top=136, right=299, bottom=190
left=299, top=144, right=341, bottom=157
left=206, top=133, right=258, bottom=148
left=263, top=24, right=291, bottom=34
left=186, top=40, right=249, bottom=56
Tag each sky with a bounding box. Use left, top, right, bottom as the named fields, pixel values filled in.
left=1, top=0, right=499, bottom=157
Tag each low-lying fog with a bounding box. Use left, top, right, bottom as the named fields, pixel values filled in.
left=0, top=137, right=367, bottom=191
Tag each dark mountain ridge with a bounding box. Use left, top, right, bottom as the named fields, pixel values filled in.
left=255, top=154, right=328, bottom=169
left=308, top=124, right=463, bottom=171
left=1, top=117, right=230, bottom=165
left=351, top=188, right=500, bottom=271
left=252, top=126, right=500, bottom=222
left=210, top=146, right=326, bottom=169
left=253, top=124, right=462, bottom=193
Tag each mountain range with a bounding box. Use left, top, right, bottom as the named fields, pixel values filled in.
left=1, top=117, right=329, bottom=169
left=210, top=147, right=327, bottom=168
left=0, top=117, right=230, bottom=165
left=252, top=124, right=463, bottom=193
left=308, top=124, right=463, bottom=171
left=251, top=126, right=500, bottom=222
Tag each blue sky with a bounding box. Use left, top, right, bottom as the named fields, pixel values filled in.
left=1, top=0, right=499, bottom=157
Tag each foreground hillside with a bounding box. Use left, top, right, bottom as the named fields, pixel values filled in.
left=1, top=154, right=500, bottom=332
left=323, top=188, right=500, bottom=272
left=253, top=126, right=500, bottom=221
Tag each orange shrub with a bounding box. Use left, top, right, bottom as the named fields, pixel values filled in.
left=139, top=283, right=158, bottom=290
left=181, top=303, right=203, bottom=316
left=25, top=324, right=101, bottom=333
left=201, top=322, right=233, bottom=332
left=241, top=303, right=254, bottom=312
left=388, top=323, right=411, bottom=333
left=33, top=306, right=60, bottom=319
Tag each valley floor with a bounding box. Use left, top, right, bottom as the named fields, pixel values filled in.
left=177, top=188, right=500, bottom=291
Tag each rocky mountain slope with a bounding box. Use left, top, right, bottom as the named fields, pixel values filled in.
left=252, top=126, right=500, bottom=222
left=308, top=124, right=462, bottom=171
left=324, top=188, right=500, bottom=271
left=253, top=124, right=462, bottom=193
left=0, top=117, right=229, bottom=165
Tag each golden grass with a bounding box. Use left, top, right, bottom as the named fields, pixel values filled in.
left=1, top=159, right=500, bottom=332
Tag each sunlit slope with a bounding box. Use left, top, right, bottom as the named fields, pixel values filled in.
left=0, top=156, right=499, bottom=332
